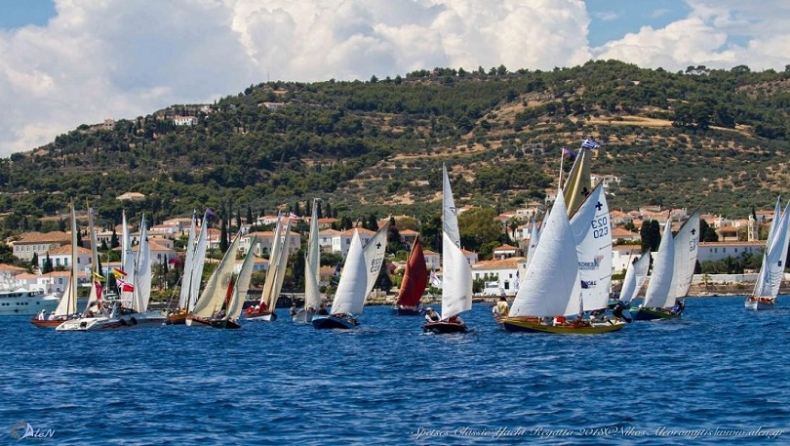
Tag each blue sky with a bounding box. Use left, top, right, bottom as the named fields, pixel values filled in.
left=0, top=0, right=55, bottom=29
left=0, top=0, right=788, bottom=157
left=585, top=0, right=692, bottom=46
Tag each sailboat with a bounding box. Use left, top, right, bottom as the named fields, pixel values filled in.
left=569, top=182, right=614, bottom=315
left=423, top=164, right=473, bottom=334
left=245, top=214, right=291, bottom=321
left=58, top=214, right=164, bottom=330
left=187, top=231, right=243, bottom=327
left=746, top=198, right=790, bottom=310
left=210, top=236, right=257, bottom=329
left=617, top=252, right=651, bottom=306
left=293, top=199, right=322, bottom=323
left=392, top=236, right=428, bottom=315
left=31, top=202, right=79, bottom=328
left=167, top=211, right=209, bottom=324
left=500, top=189, right=625, bottom=333
left=629, top=211, right=695, bottom=320
left=312, top=222, right=389, bottom=329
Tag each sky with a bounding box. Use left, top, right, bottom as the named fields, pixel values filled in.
left=0, top=0, right=789, bottom=158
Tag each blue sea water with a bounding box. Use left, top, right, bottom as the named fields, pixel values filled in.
left=1, top=296, right=788, bottom=445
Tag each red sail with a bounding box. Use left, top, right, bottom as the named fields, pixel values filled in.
left=396, top=238, right=428, bottom=307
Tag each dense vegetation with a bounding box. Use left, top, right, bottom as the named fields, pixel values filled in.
left=2, top=60, right=790, bottom=239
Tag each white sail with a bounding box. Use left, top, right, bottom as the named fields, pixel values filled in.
left=303, top=199, right=322, bottom=311
left=440, top=232, right=473, bottom=319
left=192, top=232, right=242, bottom=318
left=261, top=214, right=287, bottom=309
left=442, top=164, right=461, bottom=247
left=569, top=183, right=612, bottom=311
left=188, top=213, right=209, bottom=311
left=54, top=203, right=79, bottom=317
left=120, top=210, right=135, bottom=308
left=642, top=219, right=675, bottom=309
left=83, top=206, right=102, bottom=313
left=510, top=190, right=581, bottom=318
left=440, top=165, right=472, bottom=320
left=178, top=211, right=198, bottom=310
left=525, top=217, right=541, bottom=270
left=270, top=221, right=292, bottom=309
left=330, top=230, right=368, bottom=315
left=753, top=200, right=790, bottom=299
left=132, top=215, right=152, bottom=313
left=227, top=237, right=257, bottom=320
left=363, top=221, right=389, bottom=300
left=620, top=253, right=651, bottom=304
left=666, top=210, right=700, bottom=307
left=121, top=210, right=130, bottom=269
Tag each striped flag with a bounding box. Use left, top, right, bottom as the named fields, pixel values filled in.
left=112, top=268, right=127, bottom=278
left=581, top=138, right=601, bottom=150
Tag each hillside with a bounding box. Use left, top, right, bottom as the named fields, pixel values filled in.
left=1, top=60, right=789, bottom=233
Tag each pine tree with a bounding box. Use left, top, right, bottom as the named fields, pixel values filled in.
left=31, top=252, right=39, bottom=270
left=246, top=205, right=253, bottom=226
left=220, top=218, right=229, bottom=253
left=316, top=200, right=323, bottom=219
left=110, top=228, right=119, bottom=249
left=43, top=253, right=53, bottom=274
left=325, top=202, right=332, bottom=219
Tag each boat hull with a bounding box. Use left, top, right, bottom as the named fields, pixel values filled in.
left=29, top=318, right=70, bottom=328
left=392, top=305, right=424, bottom=316
left=244, top=310, right=277, bottom=321
left=292, top=309, right=314, bottom=323
left=312, top=315, right=358, bottom=330
left=631, top=307, right=681, bottom=321
left=165, top=311, right=188, bottom=325
left=422, top=321, right=467, bottom=334
left=500, top=316, right=626, bottom=334
left=744, top=297, right=775, bottom=310
left=56, top=313, right=164, bottom=331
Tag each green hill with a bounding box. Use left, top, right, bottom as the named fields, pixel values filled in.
left=2, top=59, right=790, bottom=234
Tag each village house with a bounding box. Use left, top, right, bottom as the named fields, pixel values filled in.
left=471, top=257, right=523, bottom=297
left=11, top=232, right=72, bottom=261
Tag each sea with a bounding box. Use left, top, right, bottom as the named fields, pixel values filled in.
left=1, top=296, right=788, bottom=445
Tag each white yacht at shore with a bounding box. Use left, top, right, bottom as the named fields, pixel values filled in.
left=0, top=283, right=59, bottom=316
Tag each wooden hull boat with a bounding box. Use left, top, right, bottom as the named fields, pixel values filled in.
left=500, top=316, right=626, bottom=334
left=422, top=320, right=466, bottom=334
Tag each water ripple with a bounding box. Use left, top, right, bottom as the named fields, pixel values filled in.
left=1, top=296, right=788, bottom=444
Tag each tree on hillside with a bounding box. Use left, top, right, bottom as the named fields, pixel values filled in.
left=458, top=208, right=506, bottom=255
left=699, top=219, right=719, bottom=242
left=640, top=220, right=661, bottom=252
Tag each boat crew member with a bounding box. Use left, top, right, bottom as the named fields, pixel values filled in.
left=290, top=304, right=297, bottom=317
left=496, top=296, right=510, bottom=317
left=612, top=301, right=632, bottom=323
left=425, top=307, right=440, bottom=322
left=672, top=299, right=685, bottom=315
left=37, top=309, right=47, bottom=320
left=317, top=303, right=329, bottom=315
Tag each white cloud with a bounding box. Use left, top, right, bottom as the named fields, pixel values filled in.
left=593, top=11, right=619, bottom=22
left=593, top=1, right=790, bottom=72
left=1, top=0, right=789, bottom=158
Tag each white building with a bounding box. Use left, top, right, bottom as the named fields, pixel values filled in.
left=471, top=257, right=523, bottom=297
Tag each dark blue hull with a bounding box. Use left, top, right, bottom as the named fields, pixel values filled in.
left=422, top=321, right=467, bottom=334
left=392, top=305, right=424, bottom=316
left=312, top=315, right=358, bottom=330
left=631, top=307, right=681, bottom=321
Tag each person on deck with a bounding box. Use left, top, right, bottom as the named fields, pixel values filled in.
left=425, top=307, right=440, bottom=322
left=496, top=296, right=510, bottom=317
left=672, top=299, right=685, bottom=315
left=290, top=304, right=297, bottom=317
left=612, top=301, right=632, bottom=323
left=37, top=309, right=46, bottom=320
left=317, top=303, right=329, bottom=315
